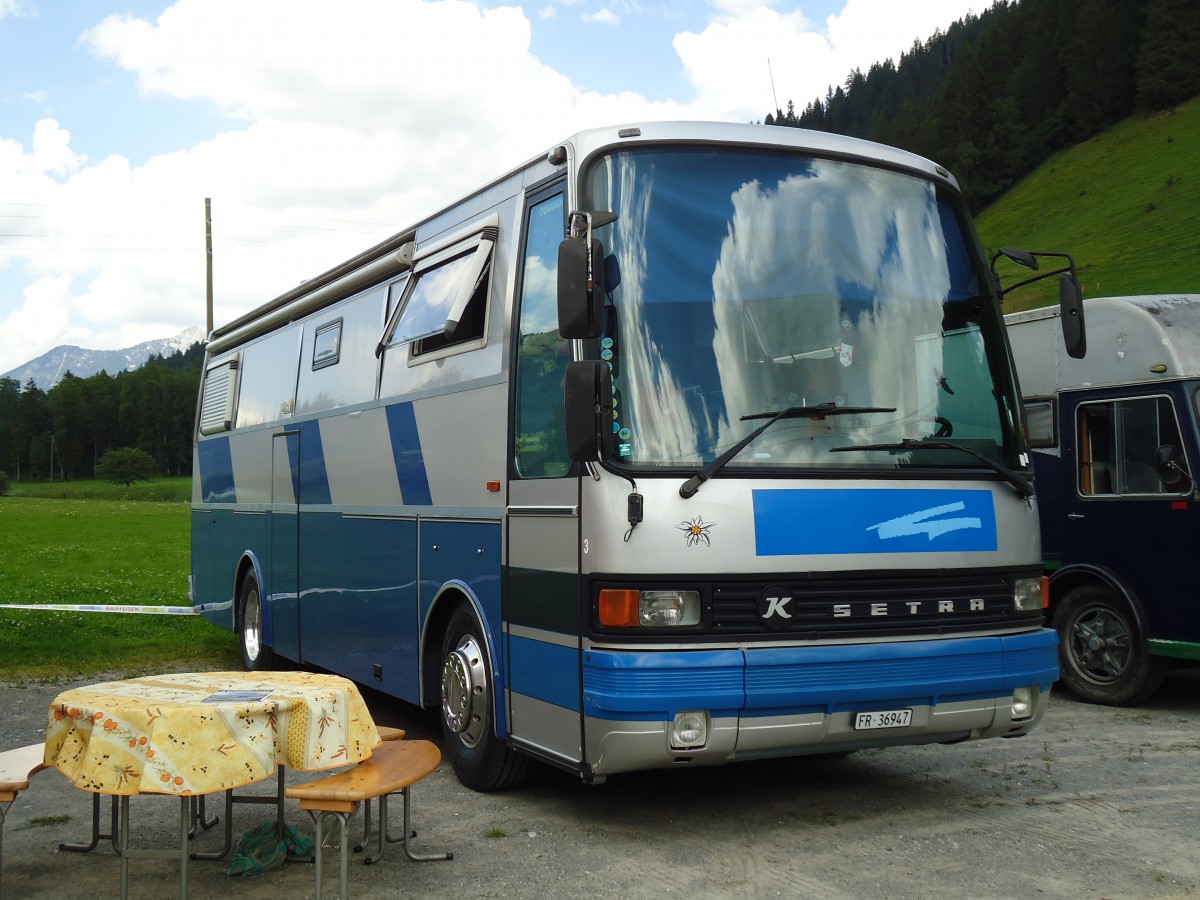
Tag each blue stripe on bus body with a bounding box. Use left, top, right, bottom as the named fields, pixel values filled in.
left=508, top=634, right=581, bottom=711
left=752, top=488, right=998, bottom=556
left=298, top=420, right=331, bottom=505
left=197, top=437, right=236, bottom=503
left=385, top=402, right=432, bottom=506
left=581, top=629, right=1057, bottom=721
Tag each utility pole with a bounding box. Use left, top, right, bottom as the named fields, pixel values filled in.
left=205, top=198, right=214, bottom=337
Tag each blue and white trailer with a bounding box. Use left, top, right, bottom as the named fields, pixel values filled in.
left=1007, top=295, right=1200, bottom=704
left=192, top=121, right=1060, bottom=790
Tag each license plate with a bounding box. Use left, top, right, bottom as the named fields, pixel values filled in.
left=853, top=708, right=913, bottom=730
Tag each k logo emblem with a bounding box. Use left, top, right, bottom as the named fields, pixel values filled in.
left=757, top=583, right=794, bottom=631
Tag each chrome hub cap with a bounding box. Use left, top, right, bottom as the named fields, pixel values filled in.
left=441, top=636, right=487, bottom=747
left=243, top=588, right=262, bottom=662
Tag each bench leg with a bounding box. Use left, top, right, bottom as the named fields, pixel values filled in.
left=60, top=792, right=121, bottom=854
left=361, top=787, right=452, bottom=865
left=308, top=808, right=353, bottom=900
left=187, top=794, right=220, bottom=838
left=187, top=789, right=233, bottom=861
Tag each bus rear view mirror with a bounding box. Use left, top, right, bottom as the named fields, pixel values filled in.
left=558, top=238, right=605, bottom=339
left=564, top=360, right=613, bottom=462
left=1059, top=273, right=1086, bottom=359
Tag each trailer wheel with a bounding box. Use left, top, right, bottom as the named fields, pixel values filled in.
left=238, top=572, right=276, bottom=672
left=439, top=605, right=535, bottom=791
left=1054, top=585, right=1165, bottom=705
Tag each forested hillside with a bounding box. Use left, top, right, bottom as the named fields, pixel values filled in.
left=0, top=344, right=201, bottom=483
left=768, top=0, right=1200, bottom=211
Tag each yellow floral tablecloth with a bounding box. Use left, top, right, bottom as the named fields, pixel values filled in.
left=44, top=671, right=380, bottom=796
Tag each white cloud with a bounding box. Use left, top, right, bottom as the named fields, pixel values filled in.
left=675, top=0, right=982, bottom=120
left=583, top=9, right=620, bottom=25
left=0, top=0, right=29, bottom=22
left=0, top=0, right=984, bottom=374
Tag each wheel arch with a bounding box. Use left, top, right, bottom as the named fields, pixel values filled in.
left=420, top=581, right=500, bottom=713
left=1049, top=563, right=1150, bottom=640
left=233, top=552, right=266, bottom=635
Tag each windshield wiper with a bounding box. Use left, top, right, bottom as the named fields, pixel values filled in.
left=679, top=403, right=896, bottom=499
left=830, top=438, right=1034, bottom=500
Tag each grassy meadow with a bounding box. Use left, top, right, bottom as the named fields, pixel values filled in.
left=977, top=96, right=1200, bottom=310
left=0, top=478, right=238, bottom=681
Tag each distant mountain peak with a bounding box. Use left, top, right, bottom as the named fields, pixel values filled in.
left=1, top=327, right=206, bottom=389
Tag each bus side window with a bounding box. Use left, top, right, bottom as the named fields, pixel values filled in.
left=513, top=191, right=570, bottom=478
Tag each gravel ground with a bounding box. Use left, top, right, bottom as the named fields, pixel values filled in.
left=2, top=667, right=1199, bottom=899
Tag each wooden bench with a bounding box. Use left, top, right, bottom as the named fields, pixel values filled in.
left=0, top=743, right=48, bottom=896
left=286, top=739, right=451, bottom=899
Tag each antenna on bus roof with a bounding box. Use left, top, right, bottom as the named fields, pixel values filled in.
left=767, top=58, right=780, bottom=119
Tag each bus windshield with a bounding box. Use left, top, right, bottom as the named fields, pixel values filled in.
left=583, top=146, right=1016, bottom=472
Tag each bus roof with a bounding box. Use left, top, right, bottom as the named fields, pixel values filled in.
left=208, top=121, right=961, bottom=355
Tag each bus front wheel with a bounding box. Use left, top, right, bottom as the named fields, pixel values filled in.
left=1054, top=585, right=1165, bottom=705
left=238, top=572, right=276, bottom=671
left=439, top=606, right=534, bottom=791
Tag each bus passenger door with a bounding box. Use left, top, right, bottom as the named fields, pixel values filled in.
left=505, top=184, right=585, bottom=767
left=271, top=431, right=301, bottom=661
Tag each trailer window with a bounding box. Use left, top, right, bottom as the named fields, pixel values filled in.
left=1077, top=395, right=1186, bottom=496
left=1022, top=399, right=1056, bottom=448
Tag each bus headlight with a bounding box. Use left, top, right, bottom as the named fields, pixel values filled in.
left=670, top=711, right=707, bottom=749
left=640, top=591, right=700, bottom=626
left=1013, top=576, right=1048, bottom=612
left=1011, top=686, right=1035, bottom=720
left=598, top=589, right=701, bottom=627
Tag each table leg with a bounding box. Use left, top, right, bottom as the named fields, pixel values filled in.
left=116, top=794, right=192, bottom=900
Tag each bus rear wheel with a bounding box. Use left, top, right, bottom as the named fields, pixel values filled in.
left=1054, top=585, right=1164, bottom=705
left=238, top=572, right=276, bottom=672
left=439, top=605, right=534, bottom=791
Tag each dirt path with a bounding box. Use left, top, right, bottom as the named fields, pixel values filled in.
left=3, top=669, right=1199, bottom=898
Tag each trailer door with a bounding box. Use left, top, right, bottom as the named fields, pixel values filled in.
left=1065, top=391, right=1198, bottom=641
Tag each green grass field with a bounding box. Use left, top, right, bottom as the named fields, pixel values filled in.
left=977, top=96, right=1200, bottom=311
left=0, top=479, right=238, bottom=681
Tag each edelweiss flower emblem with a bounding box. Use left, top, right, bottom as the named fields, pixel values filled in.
left=677, top=516, right=715, bottom=547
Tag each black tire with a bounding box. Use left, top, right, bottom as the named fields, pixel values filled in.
left=1053, top=585, right=1165, bottom=705
left=238, top=571, right=276, bottom=672
left=439, top=605, right=535, bottom=791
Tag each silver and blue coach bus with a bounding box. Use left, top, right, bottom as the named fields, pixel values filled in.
left=192, top=121, right=1065, bottom=791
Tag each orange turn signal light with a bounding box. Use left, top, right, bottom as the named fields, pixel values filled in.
left=598, top=589, right=640, bottom=627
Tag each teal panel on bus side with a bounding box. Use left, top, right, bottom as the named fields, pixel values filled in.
left=420, top=520, right=504, bottom=725
left=297, top=510, right=420, bottom=703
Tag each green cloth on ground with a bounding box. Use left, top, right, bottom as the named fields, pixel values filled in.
left=226, top=821, right=314, bottom=877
